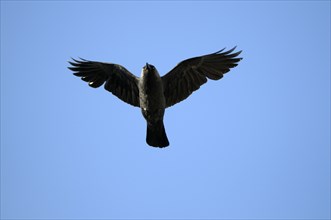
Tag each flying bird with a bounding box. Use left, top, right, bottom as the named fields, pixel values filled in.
left=68, top=47, right=242, bottom=148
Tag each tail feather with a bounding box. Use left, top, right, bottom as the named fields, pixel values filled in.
left=146, top=121, right=169, bottom=148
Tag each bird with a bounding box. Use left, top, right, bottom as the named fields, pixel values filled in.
left=68, top=47, right=242, bottom=148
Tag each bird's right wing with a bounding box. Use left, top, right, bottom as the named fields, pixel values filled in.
left=161, top=47, right=242, bottom=107
left=68, top=58, right=140, bottom=107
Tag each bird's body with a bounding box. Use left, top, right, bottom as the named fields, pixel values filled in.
left=68, top=47, right=242, bottom=148
left=139, top=63, right=165, bottom=112
left=139, top=63, right=169, bottom=147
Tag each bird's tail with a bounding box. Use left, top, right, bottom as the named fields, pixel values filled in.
left=146, top=121, right=169, bottom=148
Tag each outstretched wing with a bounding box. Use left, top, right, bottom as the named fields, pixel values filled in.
left=68, top=58, right=140, bottom=107
left=162, top=47, right=242, bottom=108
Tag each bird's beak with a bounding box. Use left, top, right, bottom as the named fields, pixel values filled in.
left=145, top=63, right=150, bottom=70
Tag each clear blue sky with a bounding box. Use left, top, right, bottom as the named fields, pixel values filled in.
left=1, top=1, right=330, bottom=219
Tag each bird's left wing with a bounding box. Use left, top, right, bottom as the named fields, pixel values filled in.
left=68, top=58, right=140, bottom=107
left=162, top=47, right=242, bottom=108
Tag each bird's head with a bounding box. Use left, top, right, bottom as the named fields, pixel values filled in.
left=141, top=63, right=159, bottom=77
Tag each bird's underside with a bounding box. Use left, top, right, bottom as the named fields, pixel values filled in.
left=68, top=47, right=242, bottom=148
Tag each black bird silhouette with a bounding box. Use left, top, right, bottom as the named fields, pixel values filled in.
left=68, top=47, right=242, bottom=148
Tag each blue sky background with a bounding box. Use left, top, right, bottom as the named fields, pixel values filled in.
left=1, top=1, right=330, bottom=219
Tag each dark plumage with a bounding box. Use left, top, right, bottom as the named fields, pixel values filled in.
left=68, top=47, right=242, bottom=148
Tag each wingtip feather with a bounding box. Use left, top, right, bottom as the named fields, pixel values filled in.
left=215, top=47, right=226, bottom=54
